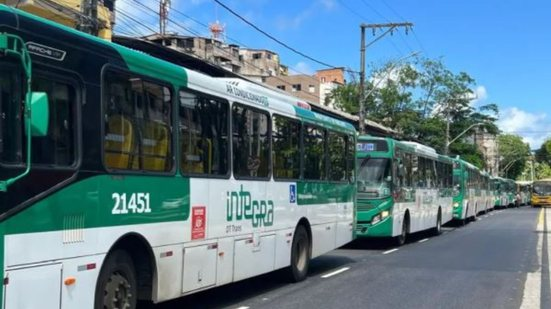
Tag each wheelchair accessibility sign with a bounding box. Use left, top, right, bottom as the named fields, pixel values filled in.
left=290, top=184, right=297, bottom=203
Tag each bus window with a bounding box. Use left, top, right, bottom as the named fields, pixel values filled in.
left=103, top=70, right=173, bottom=172
left=303, top=125, right=326, bottom=181
left=0, top=64, right=23, bottom=164
left=357, top=157, right=391, bottom=198
left=179, top=90, right=229, bottom=176
left=232, top=103, right=270, bottom=179
left=31, top=77, right=76, bottom=166
left=346, top=135, right=355, bottom=183
left=272, top=115, right=300, bottom=180
left=328, top=131, right=346, bottom=182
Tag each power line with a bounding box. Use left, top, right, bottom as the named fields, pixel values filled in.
left=336, top=0, right=407, bottom=57
left=212, top=0, right=346, bottom=71
left=123, top=0, right=328, bottom=100
left=379, top=0, right=428, bottom=56
left=359, top=0, right=415, bottom=54
left=116, top=1, right=323, bottom=101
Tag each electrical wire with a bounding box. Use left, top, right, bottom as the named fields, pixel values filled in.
left=123, top=0, right=326, bottom=100
left=212, top=0, right=345, bottom=71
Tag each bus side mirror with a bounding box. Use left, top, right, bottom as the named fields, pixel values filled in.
left=28, top=92, right=49, bottom=136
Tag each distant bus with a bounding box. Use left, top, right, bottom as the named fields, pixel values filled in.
left=532, top=179, right=551, bottom=207
left=516, top=181, right=532, bottom=206
left=493, top=177, right=516, bottom=208
left=452, top=159, right=492, bottom=224
left=0, top=6, right=357, bottom=309
left=355, top=136, right=454, bottom=246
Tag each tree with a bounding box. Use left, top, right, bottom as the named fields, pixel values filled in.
left=536, top=139, right=551, bottom=164
left=328, top=56, right=500, bottom=169
left=498, top=134, right=531, bottom=179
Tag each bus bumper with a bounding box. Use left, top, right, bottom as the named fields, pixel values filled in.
left=355, top=215, right=393, bottom=237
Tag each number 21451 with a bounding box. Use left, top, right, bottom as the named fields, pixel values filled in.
left=112, top=193, right=151, bottom=214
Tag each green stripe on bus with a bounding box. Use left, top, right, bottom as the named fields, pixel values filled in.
left=297, top=182, right=355, bottom=205
left=2, top=175, right=190, bottom=235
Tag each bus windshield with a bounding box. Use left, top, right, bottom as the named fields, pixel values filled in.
left=357, top=157, right=391, bottom=199
left=533, top=183, right=551, bottom=196
left=0, top=63, right=23, bottom=165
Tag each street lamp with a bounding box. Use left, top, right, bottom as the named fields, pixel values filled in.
left=444, top=122, right=485, bottom=155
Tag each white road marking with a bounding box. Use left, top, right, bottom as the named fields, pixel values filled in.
left=235, top=307, right=250, bottom=309
left=382, top=248, right=399, bottom=255
left=519, top=208, right=545, bottom=309
left=418, top=238, right=429, bottom=243
left=321, top=267, right=350, bottom=278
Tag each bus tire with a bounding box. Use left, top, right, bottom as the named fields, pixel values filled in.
left=288, top=225, right=310, bottom=282
left=95, top=250, right=138, bottom=309
left=395, top=215, right=408, bottom=246
left=461, top=207, right=468, bottom=226
left=432, top=210, right=442, bottom=236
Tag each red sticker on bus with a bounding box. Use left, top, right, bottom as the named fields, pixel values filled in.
left=191, top=206, right=206, bottom=240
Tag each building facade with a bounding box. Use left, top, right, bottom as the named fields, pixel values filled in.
left=264, top=74, right=320, bottom=103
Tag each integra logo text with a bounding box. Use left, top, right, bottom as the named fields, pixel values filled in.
left=226, top=185, right=274, bottom=227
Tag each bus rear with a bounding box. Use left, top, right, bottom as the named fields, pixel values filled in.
left=355, top=137, right=394, bottom=238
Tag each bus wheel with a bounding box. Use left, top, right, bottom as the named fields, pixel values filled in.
left=288, top=225, right=310, bottom=282
left=95, top=250, right=137, bottom=309
left=395, top=217, right=408, bottom=246
left=432, top=211, right=442, bottom=236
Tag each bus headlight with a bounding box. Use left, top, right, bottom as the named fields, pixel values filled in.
left=453, top=202, right=460, bottom=208
left=381, top=210, right=390, bottom=219
left=371, top=214, right=382, bottom=225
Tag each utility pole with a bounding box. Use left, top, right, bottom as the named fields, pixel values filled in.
left=160, top=0, right=171, bottom=41
left=358, top=22, right=413, bottom=134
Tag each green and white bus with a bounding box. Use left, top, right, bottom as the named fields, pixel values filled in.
left=356, top=136, right=454, bottom=245
left=516, top=181, right=532, bottom=206
left=494, top=177, right=516, bottom=208
left=0, top=5, right=356, bottom=309
left=452, top=158, right=493, bottom=224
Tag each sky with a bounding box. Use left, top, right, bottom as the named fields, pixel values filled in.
left=116, top=0, right=551, bottom=149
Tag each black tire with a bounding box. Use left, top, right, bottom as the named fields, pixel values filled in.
left=432, top=211, right=442, bottom=236
left=288, top=225, right=310, bottom=282
left=395, top=216, right=408, bottom=246
left=95, top=250, right=138, bottom=309
left=459, top=207, right=468, bottom=226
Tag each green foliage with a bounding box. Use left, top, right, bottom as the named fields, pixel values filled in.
left=535, top=162, right=551, bottom=179
left=536, top=139, right=551, bottom=164
left=498, top=134, right=531, bottom=179
left=328, top=57, right=501, bottom=168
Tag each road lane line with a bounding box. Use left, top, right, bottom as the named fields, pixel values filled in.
left=418, top=238, right=429, bottom=243
left=321, top=267, right=350, bottom=278
left=520, top=208, right=544, bottom=309
left=383, top=248, right=399, bottom=255
left=235, top=306, right=250, bottom=309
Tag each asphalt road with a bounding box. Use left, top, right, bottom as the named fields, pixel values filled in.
left=144, top=207, right=546, bottom=309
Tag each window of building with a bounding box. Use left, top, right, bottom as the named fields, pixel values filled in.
left=272, top=115, right=301, bottom=180
left=308, top=85, right=316, bottom=93
left=232, top=103, right=270, bottom=179
left=253, top=53, right=262, bottom=60
left=179, top=89, right=229, bottom=176
left=31, top=77, right=77, bottom=166
left=277, top=85, right=286, bottom=91
left=303, top=125, right=326, bottom=180
left=292, top=84, right=302, bottom=92
left=103, top=70, right=173, bottom=172
left=321, top=77, right=326, bottom=83
left=328, top=131, right=346, bottom=182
